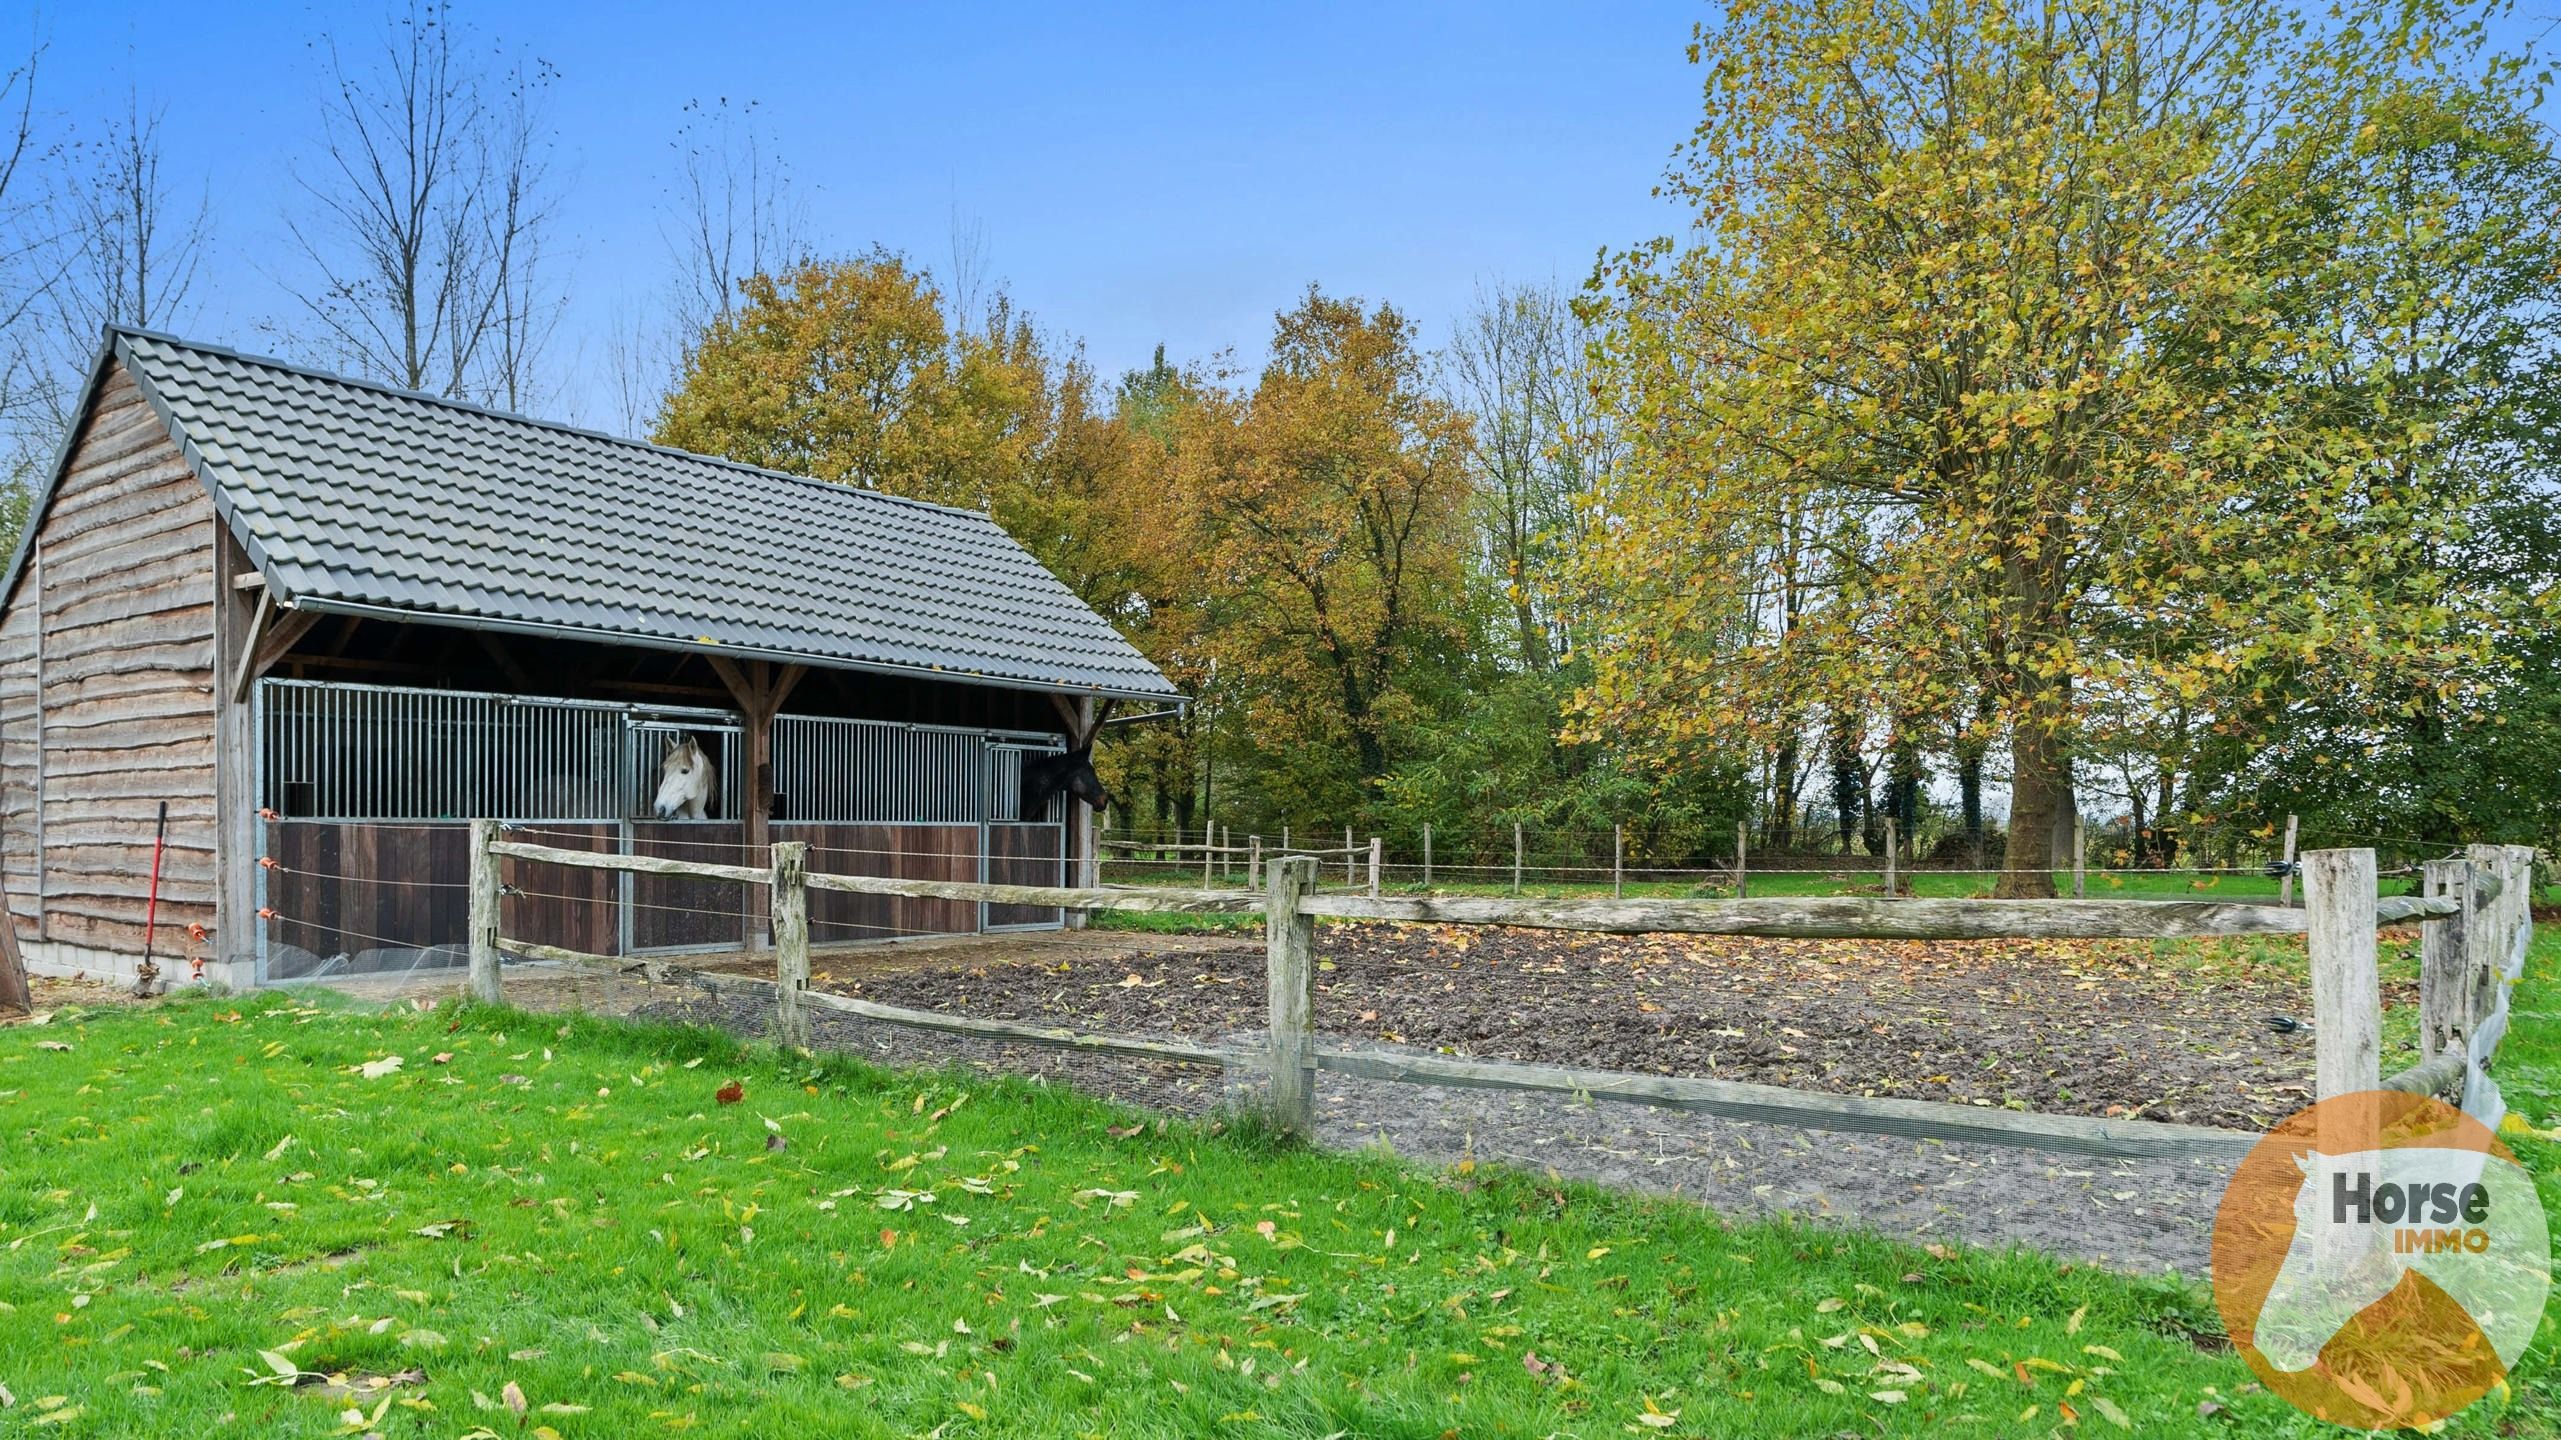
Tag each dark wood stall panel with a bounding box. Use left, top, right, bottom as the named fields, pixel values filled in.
left=629, top=821, right=751, bottom=952
left=984, top=822, right=1065, bottom=929
left=263, top=821, right=469, bottom=979
left=498, top=823, right=618, bottom=959
left=780, top=823, right=980, bottom=943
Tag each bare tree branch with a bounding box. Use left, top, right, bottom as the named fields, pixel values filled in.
left=278, top=1, right=561, bottom=406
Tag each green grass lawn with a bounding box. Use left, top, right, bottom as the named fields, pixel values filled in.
left=0, top=927, right=2555, bottom=1436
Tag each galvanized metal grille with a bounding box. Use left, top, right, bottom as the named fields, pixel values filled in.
left=259, top=679, right=741, bottom=821
left=984, top=743, right=1067, bottom=825
left=260, top=679, right=1073, bottom=829
left=772, top=715, right=1059, bottom=824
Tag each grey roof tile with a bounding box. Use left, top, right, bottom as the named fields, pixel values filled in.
left=109, top=329, right=1177, bottom=700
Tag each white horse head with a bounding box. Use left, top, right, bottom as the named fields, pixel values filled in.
left=652, top=735, right=717, bottom=820
left=2251, top=1144, right=2545, bottom=1375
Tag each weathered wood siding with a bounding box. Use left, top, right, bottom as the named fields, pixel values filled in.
left=985, top=821, right=1065, bottom=928
left=777, top=822, right=981, bottom=941
left=629, top=821, right=751, bottom=950
left=0, top=367, right=218, bottom=953
left=0, top=563, right=36, bottom=936
left=265, top=820, right=469, bottom=977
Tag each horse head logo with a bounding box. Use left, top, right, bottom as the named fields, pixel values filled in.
left=2245, top=1141, right=2545, bottom=1378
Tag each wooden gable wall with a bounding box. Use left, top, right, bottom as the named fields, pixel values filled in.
left=0, top=364, right=219, bottom=955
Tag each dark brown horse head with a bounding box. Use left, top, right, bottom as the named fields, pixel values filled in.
left=1023, top=744, right=1112, bottom=817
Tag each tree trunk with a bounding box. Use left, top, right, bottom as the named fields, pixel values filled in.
left=1826, top=712, right=1863, bottom=855
left=1770, top=736, right=1799, bottom=852
left=1998, top=723, right=2066, bottom=898
left=2152, top=767, right=2178, bottom=868
left=1958, top=751, right=1984, bottom=864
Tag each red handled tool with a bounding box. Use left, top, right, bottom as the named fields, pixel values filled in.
left=134, top=800, right=168, bottom=998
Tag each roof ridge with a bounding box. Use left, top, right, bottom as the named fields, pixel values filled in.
left=105, top=324, right=1001, bottom=524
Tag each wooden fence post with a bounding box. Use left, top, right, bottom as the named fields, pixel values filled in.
left=1613, top=824, right=1624, bottom=898
left=1735, top=822, right=1748, bottom=899
left=2278, top=814, right=2300, bottom=906
left=1248, top=835, right=1262, bottom=889
left=1367, top=836, right=1382, bottom=898
left=2503, top=842, right=2538, bottom=970
left=1344, top=825, right=1356, bottom=884
left=468, top=819, right=503, bottom=1005
left=2304, top=847, right=2379, bottom=1099
left=2070, top=815, right=2085, bottom=899
left=1423, top=823, right=1433, bottom=889
left=1883, top=817, right=1898, bottom=898
left=1203, top=829, right=1215, bottom=888
left=771, top=840, right=810, bottom=1049
left=1265, top=856, right=1318, bottom=1137
left=2420, top=859, right=2475, bottom=1062
left=1512, top=823, right=1523, bottom=895
left=2466, top=844, right=2513, bottom=1022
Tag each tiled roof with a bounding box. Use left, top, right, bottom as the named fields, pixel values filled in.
left=101, top=328, right=1177, bottom=700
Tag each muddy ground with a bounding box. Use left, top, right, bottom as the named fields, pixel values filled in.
left=610, top=921, right=2388, bottom=1276
left=799, top=924, right=2369, bottom=1132
left=626, top=986, right=2247, bottom=1276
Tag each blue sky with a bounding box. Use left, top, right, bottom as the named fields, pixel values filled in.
left=34, top=2, right=1709, bottom=429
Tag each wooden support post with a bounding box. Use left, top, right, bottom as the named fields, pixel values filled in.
left=1512, top=822, right=1523, bottom=895
left=771, top=840, right=810, bottom=1049
left=2278, top=814, right=2300, bottom=906
left=1367, top=836, right=1382, bottom=898
left=1883, top=817, right=1898, bottom=898
left=2304, top=847, right=2379, bottom=1099
left=1249, top=835, right=1262, bottom=888
left=2420, top=859, right=2475, bottom=1061
left=1344, top=825, right=1356, bottom=884
left=468, top=819, right=503, bottom=1005
left=1613, top=824, right=1624, bottom=899
left=1068, top=696, right=1098, bottom=929
left=706, top=656, right=803, bottom=950
left=0, top=884, right=28, bottom=1015
left=2071, top=815, right=2085, bottom=899
left=1265, top=856, right=1318, bottom=1137
left=212, top=537, right=262, bottom=987
left=1736, top=822, right=1748, bottom=899
left=1423, top=823, right=1433, bottom=889
left=1204, top=825, right=1215, bottom=888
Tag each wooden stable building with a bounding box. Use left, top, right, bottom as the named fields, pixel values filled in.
left=0, top=329, right=1177, bottom=988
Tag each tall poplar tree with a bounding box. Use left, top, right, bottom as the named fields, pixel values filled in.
left=1573, top=0, right=2519, bottom=893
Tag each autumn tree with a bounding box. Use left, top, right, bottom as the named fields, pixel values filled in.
left=1574, top=0, right=2516, bottom=894
left=1157, top=290, right=1475, bottom=817
left=657, top=250, right=1091, bottom=522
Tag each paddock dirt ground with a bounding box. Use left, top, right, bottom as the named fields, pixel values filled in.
left=80, top=921, right=2379, bottom=1277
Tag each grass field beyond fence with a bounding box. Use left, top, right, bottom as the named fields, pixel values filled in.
left=0, top=929, right=2555, bottom=1436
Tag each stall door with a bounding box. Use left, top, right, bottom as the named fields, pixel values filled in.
left=982, top=742, right=1066, bottom=931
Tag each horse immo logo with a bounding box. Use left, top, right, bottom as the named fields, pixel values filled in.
left=2213, top=1091, right=2550, bottom=1430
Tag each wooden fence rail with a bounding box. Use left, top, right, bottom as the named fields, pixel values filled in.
left=470, top=829, right=2530, bottom=1162
left=2372, top=845, right=2533, bottom=1130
